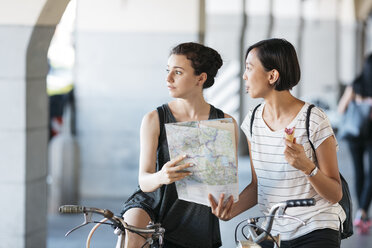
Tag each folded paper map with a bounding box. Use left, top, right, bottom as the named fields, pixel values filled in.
left=165, top=118, right=238, bottom=206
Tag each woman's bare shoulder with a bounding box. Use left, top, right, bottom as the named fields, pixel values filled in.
left=224, top=113, right=237, bottom=122
left=141, top=109, right=161, bottom=133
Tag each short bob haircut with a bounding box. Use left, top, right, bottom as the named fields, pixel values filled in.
left=245, top=38, right=301, bottom=91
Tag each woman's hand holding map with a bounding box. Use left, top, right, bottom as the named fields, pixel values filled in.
left=158, top=154, right=193, bottom=185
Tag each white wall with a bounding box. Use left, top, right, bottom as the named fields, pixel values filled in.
left=77, top=0, right=200, bottom=33
left=75, top=0, right=202, bottom=198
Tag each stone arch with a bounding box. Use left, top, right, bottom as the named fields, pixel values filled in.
left=0, top=0, right=70, bottom=247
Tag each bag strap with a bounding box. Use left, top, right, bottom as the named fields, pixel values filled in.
left=250, top=104, right=262, bottom=136
left=306, top=104, right=316, bottom=152
left=305, top=104, right=353, bottom=237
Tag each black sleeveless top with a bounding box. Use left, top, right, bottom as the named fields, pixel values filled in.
left=122, top=104, right=224, bottom=248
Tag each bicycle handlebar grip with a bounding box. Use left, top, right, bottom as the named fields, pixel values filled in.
left=286, top=198, right=315, bottom=208
left=59, top=205, right=85, bottom=214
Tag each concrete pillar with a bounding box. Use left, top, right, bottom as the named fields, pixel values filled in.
left=0, top=1, right=69, bottom=247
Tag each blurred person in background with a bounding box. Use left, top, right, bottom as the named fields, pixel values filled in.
left=338, top=54, right=372, bottom=234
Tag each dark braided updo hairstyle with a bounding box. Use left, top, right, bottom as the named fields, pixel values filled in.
left=170, top=42, right=223, bottom=89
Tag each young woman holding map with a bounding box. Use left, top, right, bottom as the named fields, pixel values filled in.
left=121, top=42, right=238, bottom=248
left=209, top=38, right=345, bottom=247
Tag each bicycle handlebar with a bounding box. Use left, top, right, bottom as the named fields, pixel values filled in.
left=285, top=198, right=315, bottom=208
left=59, top=205, right=114, bottom=219
left=238, top=198, right=316, bottom=246
left=59, top=204, right=165, bottom=240
left=59, top=205, right=84, bottom=214
left=262, top=197, right=315, bottom=233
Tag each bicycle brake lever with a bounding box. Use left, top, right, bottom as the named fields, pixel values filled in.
left=277, top=206, right=287, bottom=216
left=158, top=235, right=163, bottom=245
left=65, top=212, right=93, bottom=236
left=146, top=222, right=162, bottom=229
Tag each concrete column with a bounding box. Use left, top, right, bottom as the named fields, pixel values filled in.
left=0, top=1, right=69, bottom=247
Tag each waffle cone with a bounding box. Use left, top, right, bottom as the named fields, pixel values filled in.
left=284, top=127, right=295, bottom=143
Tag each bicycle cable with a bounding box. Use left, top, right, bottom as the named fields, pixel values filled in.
left=141, top=240, right=150, bottom=248
left=87, top=218, right=109, bottom=248
left=92, top=221, right=113, bottom=226
left=88, top=218, right=158, bottom=248
left=234, top=216, right=280, bottom=248
left=241, top=224, right=251, bottom=240
left=244, top=223, right=280, bottom=248
left=234, top=215, right=270, bottom=243
left=235, top=218, right=248, bottom=243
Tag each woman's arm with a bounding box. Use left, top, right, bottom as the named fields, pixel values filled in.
left=284, top=136, right=342, bottom=204
left=337, top=86, right=354, bottom=114
left=138, top=110, right=193, bottom=192
left=209, top=139, right=258, bottom=221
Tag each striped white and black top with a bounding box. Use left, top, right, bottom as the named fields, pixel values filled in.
left=241, top=102, right=346, bottom=241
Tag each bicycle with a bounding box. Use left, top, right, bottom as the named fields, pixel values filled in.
left=235, top=198, right=316, bottom=248
left=59, top=205, right=165, bottom=248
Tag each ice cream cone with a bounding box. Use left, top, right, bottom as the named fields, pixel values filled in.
left=284, top=127, right=295, bottom=142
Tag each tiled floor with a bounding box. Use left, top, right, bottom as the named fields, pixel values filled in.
left=47, top=141, right=372, bottom=247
